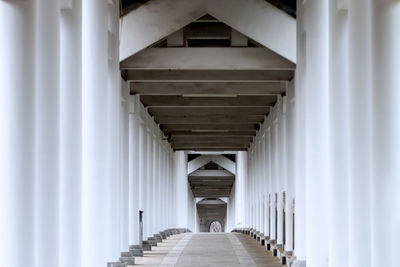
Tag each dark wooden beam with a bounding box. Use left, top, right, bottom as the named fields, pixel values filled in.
left=155, top=115, right=264, bottom=124
left=148, top=107, right=270, bottom=116
left=167, top=130, right=256, bottom=137
left=162, top=124, right=259, bottom=131
left=140, top=95, right=277, bottom=107
left=172, top=136, right=253, bottom=143
left=132, top=81, right=286, bottom=95
left=120, top=48, right=296, bottom=70
left=126, top=69, right=294, bottom=81
left=173, top=142, right=249, bottom=148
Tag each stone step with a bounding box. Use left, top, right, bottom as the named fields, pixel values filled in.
left=107, top=262, right=126, bottom=267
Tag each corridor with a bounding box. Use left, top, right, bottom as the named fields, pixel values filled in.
left=1, top=0, right=400, bottom=267
left=134, top=233, right=281, bottom=267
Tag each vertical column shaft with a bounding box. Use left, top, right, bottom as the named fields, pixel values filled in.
left=348, top=1, right=372, bottom=266
left=371, top=2, right=400, bottom=266
left=0, top=2, right=36, bottom=267
left=60, top=1, right=82, bottom=266
left=328, top=2, right=349, bottom=267
left=34, top=1, right=61, bottom=266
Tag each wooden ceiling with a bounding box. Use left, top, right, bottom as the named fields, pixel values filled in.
left=120, top=15, right=295, bottom=151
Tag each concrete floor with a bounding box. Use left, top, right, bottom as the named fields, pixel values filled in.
left=134, top=233, right=282, bottom=267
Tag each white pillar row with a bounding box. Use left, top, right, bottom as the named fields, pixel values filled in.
left=59, top=1, right=82, bottom=266
left=348, top=1, right=373, bottom=267
left=304, top=1, right=329, bottom=267
left=128, top=95, right=140, bottom=246
left=34, top=1, right=60, bottom=266
left=371, top=2, right=400, bottom=267
left=328, top=1, right=349, bottom=267
left=0, top=2, right=36, bottom=267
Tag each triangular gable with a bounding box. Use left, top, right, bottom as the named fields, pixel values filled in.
left=187, top=155, right=236, bottom=175
left=120, top=0, right=296, bottom=62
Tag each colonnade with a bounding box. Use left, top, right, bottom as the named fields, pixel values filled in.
left=242, top=1, right=400, bottom=267
left=0, top=1, right=178, bottom=267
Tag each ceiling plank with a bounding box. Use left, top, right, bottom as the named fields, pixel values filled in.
left=167, top=130, right=256, bottom=136
left=155, top=115, right=264, bottom=124
left=149, top=107, right=270, bottom=116
left=162, top=124, right=259, bottom=131
left=132, top=81, right=286, bottom=95
left=126, top=69, right=294, bottom=81
left=176, top=147, right=248, bottom=151
left=173, top=142, right=249, bottom=148
left=120, top=48, right=295, bottom=70
left=140, top=95, right=277, bottom=107
left=172, top=136, right=253, bottom=143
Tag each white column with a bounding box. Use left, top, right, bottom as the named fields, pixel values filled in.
left=277, top=97, right=286, bottom=247
left=271, top=107, right=279, bottom=243
left=119, top=82, right=129, bottom=252
left=138, top=123, right=148, bottom=239
left=328, top=2, right=349, bottom=267
left=285, top=85, right=295, bottom=253
left=260, top=137, right=266, bottom=235
left=147, top=130, right=154, bottom=235
left=34, top=1, right=60, bottom=266
left=371, top=2, right=400, bottom=267
left=264, top=119, right=272, bottom=238
left=107, top=0, right=122, bottom=256
left=82, top=0, right=115, bottom=265
left=235, top=152, right=246, bottom=228
left=304, top=1, right=329, bottom=267
left=174, top=151, right=188, bottom=228
left=348, top=1, right=372, bottom=267
left=155, top=138, right=161, bottom=232
left=60, top=1, right=82, bottom=266
left=128, top=96, right=140, bottom=245
left=293, top=0, right=307, bottom=264
left=0, top=2, right=35, bottom=267
left=258, top=139, right=264, bottom=233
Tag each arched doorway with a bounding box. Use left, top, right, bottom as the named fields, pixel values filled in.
left=209, top=221, right=222, bottom=232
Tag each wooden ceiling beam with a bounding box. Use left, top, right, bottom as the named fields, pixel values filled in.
left=131, top=81, right=286, bottom=95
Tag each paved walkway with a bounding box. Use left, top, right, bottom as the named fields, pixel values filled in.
left=134, top=233, right=282, bottom=267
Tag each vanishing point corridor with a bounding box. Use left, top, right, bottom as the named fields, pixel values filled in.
left=1, top=0, right=400, bottom=267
